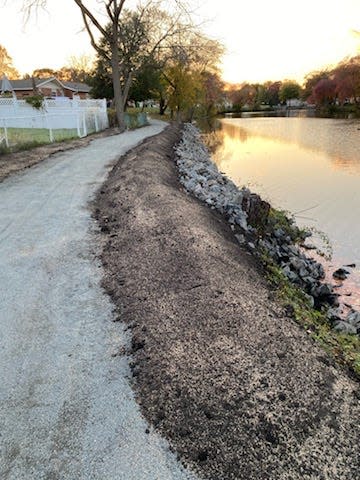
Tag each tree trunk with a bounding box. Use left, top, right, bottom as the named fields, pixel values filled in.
left=159, top=96, right=167, bottom=115
left=188, top=106, right=195, bottom=122
left=111, top=44, right=126, bottom=132
left=31, top=77, right=37, bottom=95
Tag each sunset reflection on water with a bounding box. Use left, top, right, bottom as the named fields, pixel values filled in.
left=211, top=117, right=360, bottom=309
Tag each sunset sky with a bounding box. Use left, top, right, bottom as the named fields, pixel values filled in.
left=1, top=0, right=359, bottom=84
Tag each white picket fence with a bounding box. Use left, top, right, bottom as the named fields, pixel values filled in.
left=0, top=97, right=109, bottom=148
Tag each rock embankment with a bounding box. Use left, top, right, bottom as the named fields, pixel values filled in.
left=94, top=123, right=360, bottom=480
left=175, top=123, right=360, bottom=335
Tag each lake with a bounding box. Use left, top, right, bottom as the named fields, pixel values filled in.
left=210, top=116, right=360, bottom=309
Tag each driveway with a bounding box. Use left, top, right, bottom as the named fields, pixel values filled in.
left=0, top=121, right=196, bottom=480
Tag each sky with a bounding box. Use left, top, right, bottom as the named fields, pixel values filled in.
left=0, top=0, right=359, bottom=84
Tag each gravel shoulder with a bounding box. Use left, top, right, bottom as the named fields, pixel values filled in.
left=94, top=123, right=360, bottom=480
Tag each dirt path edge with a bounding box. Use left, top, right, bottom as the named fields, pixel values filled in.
left=0, top=128, right=121, bottom=183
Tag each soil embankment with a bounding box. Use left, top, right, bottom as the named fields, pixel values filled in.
left=94, top=124, right=360, bottom=480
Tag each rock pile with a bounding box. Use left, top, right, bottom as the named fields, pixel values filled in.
left=174, top=123, right=359, bottom=336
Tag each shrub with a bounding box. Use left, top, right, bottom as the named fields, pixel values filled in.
left=25, top=95, right=45, bottom=110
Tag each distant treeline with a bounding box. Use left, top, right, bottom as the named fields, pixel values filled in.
left=224, top=55, right=360, bottom=117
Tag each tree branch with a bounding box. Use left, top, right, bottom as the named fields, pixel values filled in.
left=113, top=0, right=126, bottom=25
left=73, top=0, right=109, bottom=38
left=80, top=9, right=110, bottom=62
left=20, top=0, right=47, bottom=23
left=161, top=70, right=176, bottom=89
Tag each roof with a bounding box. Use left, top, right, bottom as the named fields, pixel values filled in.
left=9, top=77, right=91, bottom=93
left=62, top=81, right=91, bottom=93
left=9, top=78, right=44, bottom=89
left=1, top=75, right=14, bottom=92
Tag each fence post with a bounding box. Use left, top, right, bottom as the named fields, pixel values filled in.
left=76, top=114, right=81, bottom=137
left=13, top=96, right=19, bottom=112
left=46, top=114, right=54, bottom=142
left=49, top=127, right=54, bottom=143
left=82, top=112, right=87, bottom=137
left=3, top=119, right=9, bottom=147
left=94, top=112, right=99, bottom=132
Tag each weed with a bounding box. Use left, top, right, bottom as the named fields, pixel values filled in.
left=0, top=144, right=10, bottom=155
left=266, top=207, right=309, bottom=242
left=262, top=251, right=360, bottom=378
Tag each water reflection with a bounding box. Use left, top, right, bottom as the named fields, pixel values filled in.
left=208, top=117, right=360, bottom=309
left=220, top=117, right=360, bottom=174
left=231, top=108, right=315, bottom=119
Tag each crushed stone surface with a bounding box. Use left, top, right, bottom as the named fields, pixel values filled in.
left=0, top=127, right=120, bottom=184
left=94, top=124, right=360, bottom=480
left=0, top=121, right=196, bottom=480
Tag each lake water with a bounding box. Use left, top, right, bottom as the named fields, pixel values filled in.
left=210, top=117, right=360, bottom=309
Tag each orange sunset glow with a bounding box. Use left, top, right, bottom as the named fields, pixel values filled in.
left=0, top=0, right=359, bottom=83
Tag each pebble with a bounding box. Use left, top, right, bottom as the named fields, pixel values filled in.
left=333, top=268, right=350, bottom=281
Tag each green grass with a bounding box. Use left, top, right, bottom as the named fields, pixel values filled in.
left=262, top=251, right=360, bottom=378
left=7, top=127, right=78, bottom=144
left=145, top=111, right=171, bottom=122
left=127, top=107, right=171, bottom=122
left=107, top=108, right=166, bottom=128
left=261, top=207, right=360, bottom=378
left=267, top=207, right=309, bottom=242
left=0, top=128, right=79, bottom=155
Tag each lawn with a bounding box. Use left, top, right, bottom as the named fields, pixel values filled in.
left=4, top=127, right=79, bottom=146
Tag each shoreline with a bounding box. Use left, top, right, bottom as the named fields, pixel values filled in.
left=177, top=124, right=360, bottom=337
left=216, top=115, right=360, bottom=312
left=94, top=122, right=360, bottom=479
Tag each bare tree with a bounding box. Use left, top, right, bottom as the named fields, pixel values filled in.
left=66, top=54, right=94, bottom=75
left=20, top=0, right=192, bottom=131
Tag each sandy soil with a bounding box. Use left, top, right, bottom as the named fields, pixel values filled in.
left=94, top=124, right=360, bottom=480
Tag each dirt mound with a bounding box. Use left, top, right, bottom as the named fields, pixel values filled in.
left=94, top=124, right=360, bottom=480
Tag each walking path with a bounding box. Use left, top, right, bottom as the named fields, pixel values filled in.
left=0, top=121, right=196, bottom=480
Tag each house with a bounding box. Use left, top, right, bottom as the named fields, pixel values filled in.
left=8, top=77, right=91, bottom=99
left=286, top=98, right=304, bottom=108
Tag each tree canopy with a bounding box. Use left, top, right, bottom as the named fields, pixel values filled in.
left=279, top=81, right=301, bottom=103
left=306, top=55, right=360, bottom=108
left=88, top=4, right=224, bottom=119
left=0, top=45, right=19, bottom=79
left=28, top=55, right=94, bottom=83
left=21, top=0, right=195, bottom=130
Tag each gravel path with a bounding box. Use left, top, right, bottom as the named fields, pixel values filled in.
left=0, top=121, right=196, bottom=480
